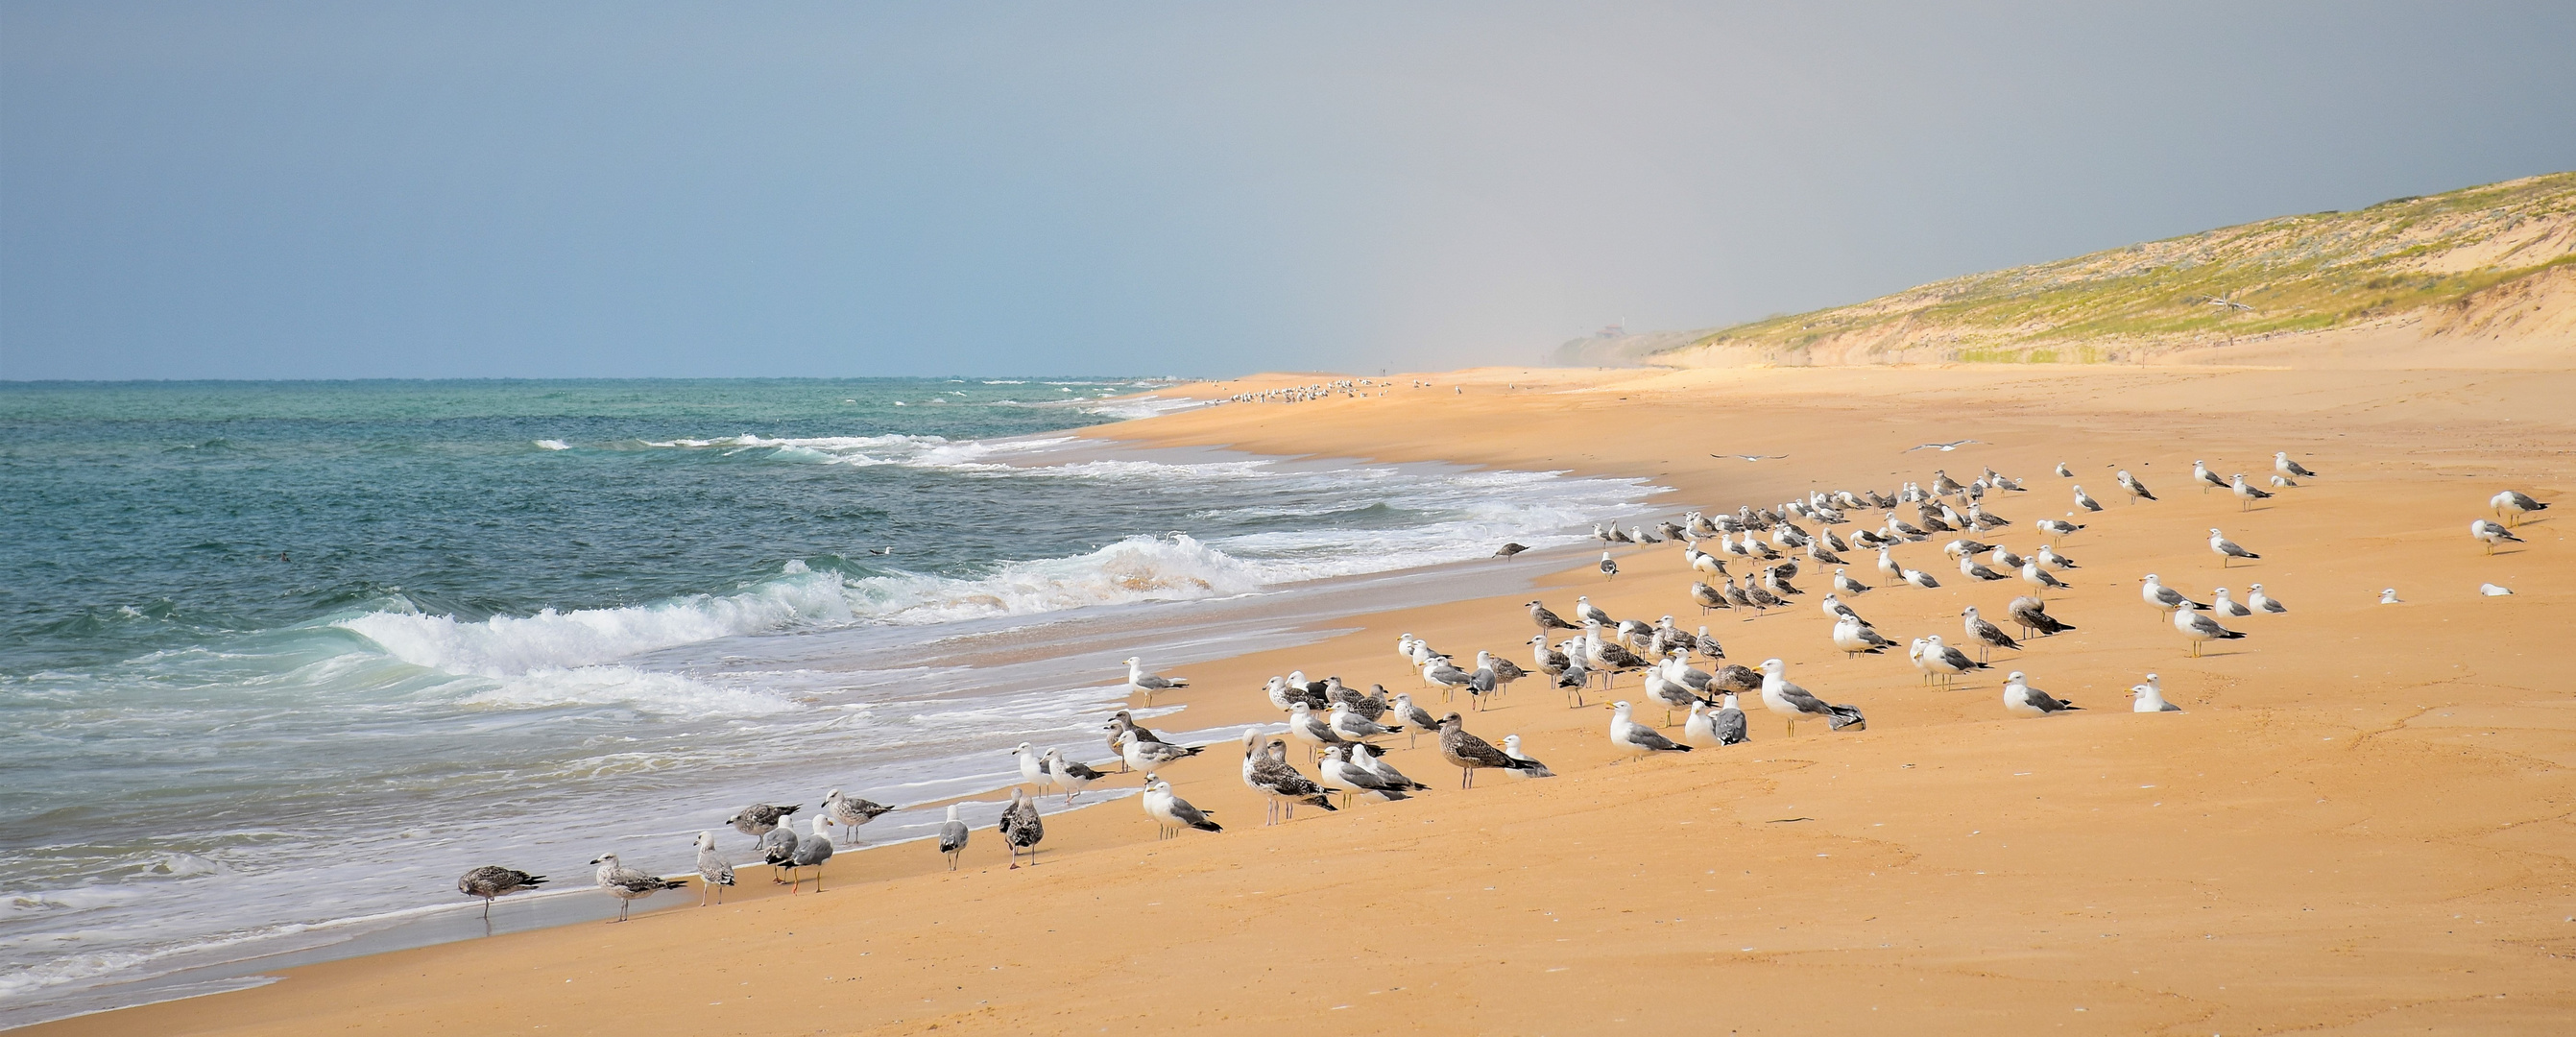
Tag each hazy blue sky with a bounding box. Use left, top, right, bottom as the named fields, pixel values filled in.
left=5, top=2, right=2573, bottom=379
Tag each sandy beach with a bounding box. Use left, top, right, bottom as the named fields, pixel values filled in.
left=29, top=362, right=2575, bottom=1036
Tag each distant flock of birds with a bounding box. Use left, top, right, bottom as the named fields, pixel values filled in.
left=456, top=448, right=2549, bottom=923
left=1218, top=378, right=1386, bottom=404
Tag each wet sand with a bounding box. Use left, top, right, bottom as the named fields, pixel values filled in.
left=33, top=362, right=2576, bottom=1035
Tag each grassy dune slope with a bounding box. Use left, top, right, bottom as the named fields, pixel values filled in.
left=1664, top=172, right=2576, bottom=366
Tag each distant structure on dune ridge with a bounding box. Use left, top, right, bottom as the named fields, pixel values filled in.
left=1564, top=171, right=2576, bottom=369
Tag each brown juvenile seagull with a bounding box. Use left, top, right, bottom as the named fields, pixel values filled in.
left=1436, top=712, right=1545, bottom=788
left=457, top=865, right=544, bottom=920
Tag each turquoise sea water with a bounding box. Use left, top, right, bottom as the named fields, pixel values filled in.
left=0, top=378, right=1648, bottom=1015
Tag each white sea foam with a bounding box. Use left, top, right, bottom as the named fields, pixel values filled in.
left=1078, top=395, right=1208, bottom=421
left=532, top=439, right=571, bottom=451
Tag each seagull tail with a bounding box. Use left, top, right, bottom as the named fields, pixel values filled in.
left=1824, top=705, right=1867, bottom=731
left=1302, top=794, right=1340, bottom=811
left=1192, top=818, right=1224, bottom=832
left=656, top=879, right=688, bottom=891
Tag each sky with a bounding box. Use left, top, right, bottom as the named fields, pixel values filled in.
left=4, top=2, right=2573, bottom=380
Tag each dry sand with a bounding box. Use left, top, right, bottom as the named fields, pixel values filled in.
left=33, top=363, right=2576, bottom=1036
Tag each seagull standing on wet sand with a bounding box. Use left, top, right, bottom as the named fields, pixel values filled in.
left=1124, top=656, right=1191, bottom=705
left=692, top=832, right=733, bottom=905
left=1000, top=788, right=1045, bottom=868
left=1119, top=729, right=1204, bottom=772
left=1600, top=552, right=1620, bottom=580
left=786, top=816, right=835, bottom=894
left=458, top=865, right=545, bottom=920
left=937, top=805, right=970, bottom=867
left=589, top=853, right=686, bottom=923
left=1043, top=748, right=1106, bottom=804
left=823, top=789, right=895, bottom=847
left=725, top=803, right=800, bottom=846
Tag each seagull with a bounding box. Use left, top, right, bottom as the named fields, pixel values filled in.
left=1494, top=543, right=1530, bottom=559
left=2492, top=490, right=2549, bottom=526
left=2172, top=603, right=2247, bottom=657
left=589, top=853, right=685, bottom=923
left=1119, top=729, right=1204, bottom=771
left=2230, top=473, right=2274, bottom=511
left=2470, top=519, right=2523, bottom=554
left=1123, top=656, right=1191, bottom=705
left=2003, top=671, right=2080, bottom=717
left=1011, top=742, right=1053, bottom=793
left=1906, top=440, right=1981, bottom=452
left=1251, top=738, right=1339, bottom=822
left=2275, top=452, right=2318, bottom=479
left=2140, top=573, right=2206, bottom=613
left=1599, top=552, right=1619, bottom=580
left=1437, top=712, right=1543, bottom=787
left=2246, top=584, right=2288, bottom=614
left=1351, top=742, right=1431, bottom=793
left=2208, top=528, right=2259, bottom=567
left=1758, top=658, right=1864, bottom=736
left=692, top=832, right=733, bottom=905
left=1327, top=702, right=1404, bottom=742
left=2036, top=518, right=2083, bottom=539
left=1528, top=600, right=1580, bottom=632
left=785, top=816, right=835, bottom=894
left=2206, top=295, right=2255, bottom=311
left=758, top=823, right=799, bottom=882
left=1104, top=711, right=1176, bottom=767
left=822, top=789, right=896, bottom=847
left=2034, top=544, right=2078, bottom=570
left=1142, top=775, right=1222, bottom=837
left=1608, top=701, right=1693, bottom=760
left=2131, top=673, right=2182, bottom=712
left=2193, top=460, right=2227, bottom=494
left=1044, top=748, right=1107, bottom=805
left=2055, top=462, right=2074, bottom=477
left=2007, top=595, right=2075, bottom=639
left=2115, top=470, right=2156, bottom=503
left=1577, top=596, right=1614, bottom=626
left=2380, top=588, right=2404, bottom=605
left=1691, top=581, right=1731, bottom=614
left=1713, top=453, right=1788, bottom=461
left=937, top=805, right=971, bottom=866
left=999, top=787, right=1045, bottom=868
left=1903, top=567, right=1941, bottom=590
left=1832, top=614, right=1894, bottom=657
left=1500, top=734, right=1556, bottom=779
left=2020, top=558, right=2068, bottom=596
left=1832, top=567, right=1871, bottom=594
left=2210, top=587, right=2252, bottom=617
left=457, top=865, right=545, bottom=920
left=1962, top=606, right=2022, bottom=662
left=1710, top=691, right=1750, bottom=745
left=1960, top=553, right=2010, bottom=581
left=1422, top=654, right=1477, bottom=702
left=724, top=803, right=800, bottom=845
left=1317, top=744, right=1413, bottom=804
left=2480, top=583, right=2515, bottom=596
left=2072, top=486, right=2104, bottom=512
left=1921, top=635, right=1985, bottom=684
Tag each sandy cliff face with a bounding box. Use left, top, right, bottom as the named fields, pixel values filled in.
left=1654, top=172, right=2576, bottom=369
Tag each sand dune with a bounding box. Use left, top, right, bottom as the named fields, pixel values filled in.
left=35, top=362, right=2574, bottom=1036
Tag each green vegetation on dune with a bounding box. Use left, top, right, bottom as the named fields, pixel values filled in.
left=1677, top=172, right=2576, bottom=362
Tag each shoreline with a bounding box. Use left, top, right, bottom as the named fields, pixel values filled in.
left=26, top=362, right=2576, bottom=1035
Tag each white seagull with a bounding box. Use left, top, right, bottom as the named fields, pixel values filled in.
left=1608, top=701, right=1693, bottom=760
left=1124, top=656, right=1191, bottom=705
left=2003, top=671, right=2080, bottom=717
left=2207, top=528, right=2260, bottom=567
left=2469, top=519, right=2523, bottom=555
left=2172, top=603, right=2247, bottom=657
left=2247, top=584, right=2288, bottom=614
left=2131, top=673, right=2182, bottom=712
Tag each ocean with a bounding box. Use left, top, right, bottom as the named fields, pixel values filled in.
left=0, top=378, right=1650, bottom=1023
